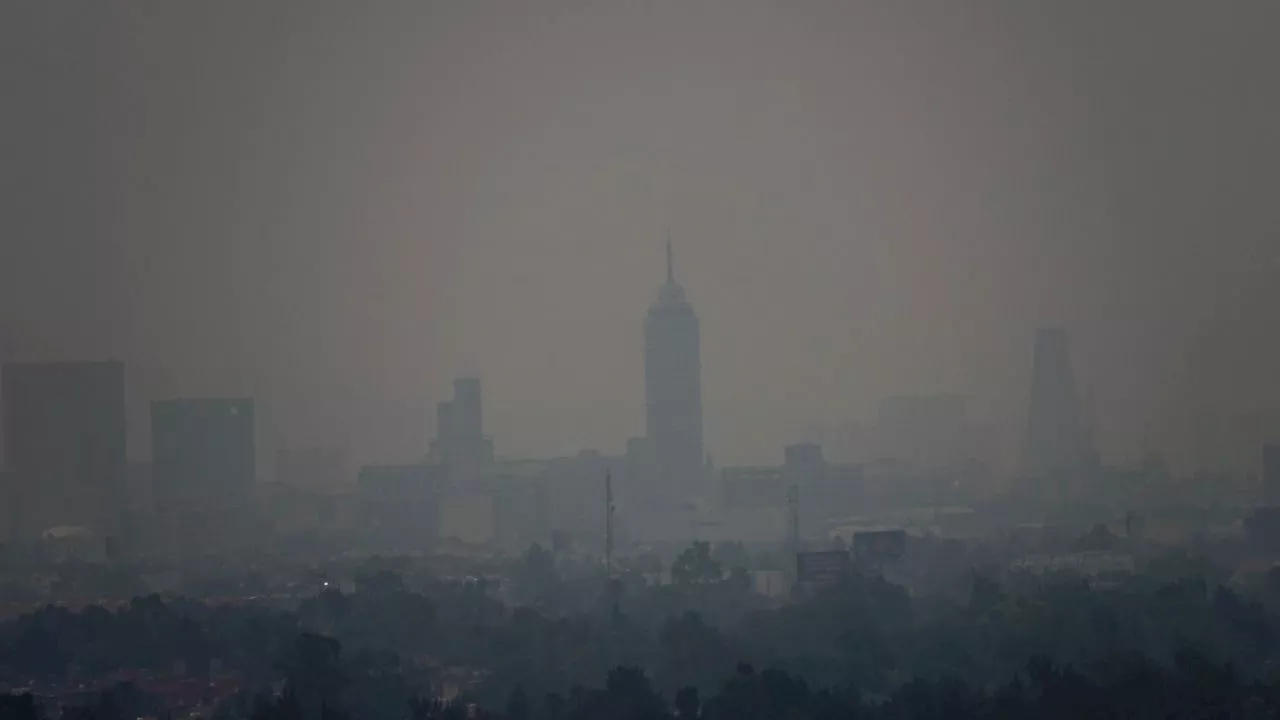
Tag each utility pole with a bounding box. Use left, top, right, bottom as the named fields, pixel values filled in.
left=787, top=483, right=800, bottom=559
left=605, top=470, right=615, bottom=580
left=605, top=470, right=619, bottom=621
left=787, top=483, right=801, bottom=592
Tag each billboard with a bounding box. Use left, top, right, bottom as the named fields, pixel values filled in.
left=796, top=550, right=849, bottom=585
left=853, top=529, right=907, bottom=561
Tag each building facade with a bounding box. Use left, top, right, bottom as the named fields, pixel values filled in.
left=358, top=463, right=441, bottom=552
left=430, top=377, right=494, bottom=474
left=644, top=242, right=704, bottom=503
left=151, top=398, right=256, bottom=554
left=2, top=361, right=127, bottom=542
left=1022, top=327, right=1095, bottom=479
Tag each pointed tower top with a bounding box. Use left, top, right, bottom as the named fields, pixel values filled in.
left=652, top=232, right=689, bottom=308
left=665, top=236, right=674, bottom=283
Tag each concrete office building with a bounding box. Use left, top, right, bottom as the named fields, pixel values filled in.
left=2, top=362, right=127, bottom=542
left=1022, top=328, right=1095, bottom=479
left=430, top=377, right=494, bottom=472
left=151, top=398, right=256, bottom=553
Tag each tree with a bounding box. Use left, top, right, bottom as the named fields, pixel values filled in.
left=0, top=694, right=44, bottom=720
left=504, top=684, right=530, bottom=720
left=674, top=686, right=700, bottom=718
left=355, top=570, right=407, bottom=597
left=278, top=634, right=348, bottom=720
left=599, top=667, right=666, bottom=720
left=711, top=541, right=749, bottom=570
left=672, top=542, right=722, bottom=585
left=518, top=543, right=560, bottom=601
left=968, top=573, right=1004, bottom=614
left=659, top=612, right=729, bottom=694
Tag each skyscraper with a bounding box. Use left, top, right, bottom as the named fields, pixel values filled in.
left=644, top=241, right=704, bottom=500
left=151, top=398, right=256, bottom=511
left=1022, top=327, right=1095, bottom=478
left=429, top=377, right=493, bottom=469
left=1, top=362, right=127, bottom=541
left=151, top=398, right=256, bottom=553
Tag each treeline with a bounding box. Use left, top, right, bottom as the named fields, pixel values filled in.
left=3, top=552, right=1280, bottom=717
left=16, top=647, right=1280, bottom=720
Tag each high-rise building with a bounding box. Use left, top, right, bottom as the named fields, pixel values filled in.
left=358, top=463, right=442, bottom=552
left=429, top=377, right=494, bottom=469
left=644, top=241, right=704, bottom=501
left=1, top=362, right=127, bottom=541
left=151, top=398, right=256, bottom=553
left=1022, top=328, right=1095, bottom=478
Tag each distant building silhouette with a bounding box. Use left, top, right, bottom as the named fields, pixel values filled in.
left=151, top=398, right=256, bottom=554
left=358, top=463, right=442, bottom=552
left=644, top=241, right=704, bottom=502
left=1, top=361, right=127, bottom=542
left=1021, top=328, right=1095, bottom=478
left=429, top=377, right=494, bottom=470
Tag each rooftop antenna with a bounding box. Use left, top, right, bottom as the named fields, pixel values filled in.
left=605, top=470, right=619, bottom=619
left=605, top=470, right=615, bottom=579
left=665, top=234, right=674, bottom=283
left=787, top=484, right=800, bottom=559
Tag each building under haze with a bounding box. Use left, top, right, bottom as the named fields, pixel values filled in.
left=644, top=242, right=704, bottom=503
left=1022, top=328, right=1096, bottom=480
left=1, top=362, right=127, bottom=543
left=151, top=398, right=256, bottom=554
left=430, top=377, right=494, bottom=472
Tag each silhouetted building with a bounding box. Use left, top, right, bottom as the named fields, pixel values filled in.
left=430, top=377, right=494, bottom=471
left=1022, top=327, right=1095, bottom=479
left=784, top=442, right=865, bottom=530
left=545, top=449, right=624, bottom=546
left=489, top=461, right=551, bottom=552
left=784, top=442, right=826, bottom=527
left=644, top=241, right=704, bottom=501
left=2, top=361, right=127, bottom=541
left=718, top=444, right=864, bottom=543
left=1246, top=506, right=1280, bottom=555
left=151, top=398, right=256, bottom=554
left=722, top=466, right=786, bottom=510
left=358, top=463, right=441, bottom=551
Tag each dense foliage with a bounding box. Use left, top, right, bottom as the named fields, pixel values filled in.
left=5, top=550, right=1280, bottom=719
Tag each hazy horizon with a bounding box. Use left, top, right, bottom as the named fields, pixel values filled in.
left=5, top=1, right=1280, bottom=471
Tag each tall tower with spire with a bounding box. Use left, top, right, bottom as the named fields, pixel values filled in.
left=644, top=241, right=704, bottom=503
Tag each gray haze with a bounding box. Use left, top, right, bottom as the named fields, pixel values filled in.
left=4, top=1, right=1279, bottom=470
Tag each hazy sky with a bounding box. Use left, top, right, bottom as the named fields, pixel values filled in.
left=4, top=1, right=1279, bottom=469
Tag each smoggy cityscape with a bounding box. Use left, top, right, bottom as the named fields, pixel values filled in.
left=5, top=3, right=1280, bottom=720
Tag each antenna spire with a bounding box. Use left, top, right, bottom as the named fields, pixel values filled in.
left=665, top=235, right=674, bottom=283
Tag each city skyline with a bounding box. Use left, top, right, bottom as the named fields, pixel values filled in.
left=4, top=2, right=1280, bottom=469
